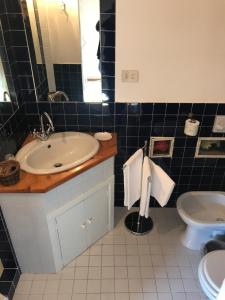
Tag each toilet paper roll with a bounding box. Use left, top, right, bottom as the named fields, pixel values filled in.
left=184, top=119, right=200, bottom=136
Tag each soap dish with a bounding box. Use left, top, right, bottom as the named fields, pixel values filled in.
left=94, top=132, right=112, bottom=141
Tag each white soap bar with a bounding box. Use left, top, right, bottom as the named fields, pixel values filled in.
left=94, top=132, right=112, bottom=141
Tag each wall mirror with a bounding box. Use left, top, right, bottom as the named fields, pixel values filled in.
left=21, top=0, right=106, bottom=103
left=0, top=20, right=19, bottom=127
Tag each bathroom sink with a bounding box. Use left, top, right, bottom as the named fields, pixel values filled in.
left=16, top=132, right=99, bottom=174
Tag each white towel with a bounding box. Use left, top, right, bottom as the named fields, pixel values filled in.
left=140, top=157, right=151, bottom=218
left=150, top=160, right=175, bottom=207
left=217, top=278, right=225, bottom=300
left=123, top=149, right=143, bottom=210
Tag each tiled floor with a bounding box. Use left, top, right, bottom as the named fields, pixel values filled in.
left=13, top=208, right=208, bottom=300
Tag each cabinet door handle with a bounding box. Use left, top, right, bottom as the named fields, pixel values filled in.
left=87, top=217, right=93, bottom=224
left=81, top=223, right=86, bottom=229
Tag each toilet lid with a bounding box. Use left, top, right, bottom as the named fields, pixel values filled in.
left=203, top=250, right=225, bottom=293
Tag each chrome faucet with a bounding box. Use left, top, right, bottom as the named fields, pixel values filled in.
left=48, top=91, right=70, bottom=102
left=33, top=112, right=55, bottom=141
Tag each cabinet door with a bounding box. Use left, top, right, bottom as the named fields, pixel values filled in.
left=84, top=184, right=109, bottom=246
left=55, top=201, right=86, bottom=266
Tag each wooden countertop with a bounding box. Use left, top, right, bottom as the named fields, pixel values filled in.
left=0, top=133, right=117, bottom=193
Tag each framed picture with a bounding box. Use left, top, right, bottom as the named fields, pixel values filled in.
left=195, top=137, right=225, bottom=158
left=149, top=137, right=174, bottom=158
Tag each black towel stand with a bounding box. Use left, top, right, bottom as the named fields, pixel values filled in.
left=124, top=141, right=154, bottom=235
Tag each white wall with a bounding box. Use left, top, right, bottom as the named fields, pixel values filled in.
left=116, top=0, right=225, bottom=103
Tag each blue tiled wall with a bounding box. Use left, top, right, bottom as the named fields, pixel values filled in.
left=0, top=208, right=21, bottom=299
left=54, top=64, right=83, bottom=101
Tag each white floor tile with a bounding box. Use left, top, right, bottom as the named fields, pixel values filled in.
left=115, top=255, right=127, bottom=266
left=115, top=266, right=127, bottom=279
left=102, top=245, right=114, bottom=255
left=115, top=279, right=129, bottom=293
left=86, top=294, right=100, bottom=300
left=101, top=294, right=115, bottom=300
left=169, top=279, right=184, bottom=292
left=138, top=246, right=150, bottom=255
left=156, top=279, right=170, bottom=293
left=152, top=255, right=165, bottom=266
left=58, top=280, right=73, bottom=294
left=13, top=295, right=29, bottom=300
left=87, top=279, right=101, bottom=293
left=33, top=274, right=48, bottom=280
left=89, top=245, right=102, bottom=256
left=60, top=267, right=75, bottom=279
left=182, top=279, right=200, bottom=293
left=157, top=292, right=173, bottom=300
left=126, top=245, right=139, bottom=255
left=154, top=267, right=167, bottom=278
left=166, top=267, right=181, bottom=279
left=180, top=267, right=194, bottom=278
left=129, top=279, right=142, bottom=293
left=129, top=293, right=144, bottom=300
left=115, top=293, right=129, bottom=300
left=150, top=244, right=162, bottom=254
left=89, top=256, right=102, bottom=267
left=73, top=279, right=87, bottom=294
left=101, top=266, right=114, bottom=279
left=15, top=280, right=32, bottom=295
left=57, top=295, right=72, bottom=300
left=102, top=256, right=114, bottom=266
left=43, top=295, right=58, bottom=300
left=172, top=293, right=186, bottom=300
left=143, top=293, right=158, bottom=300
left=142, top=279, right=156, bottom=293
left=101, top=279, right=114, bottom=293
left=44, top=280, right=59, bottom=294
left=30, top=280, right=46, bottom=294
left=140, top=267, right=154, bottom=279
left=75, top=267, right=88, bottom=279
left=88, top=266, right=101, bottom=279
left=139, top=255, right=152, bottom=267
left=128, top=267, right=141, bottom=278
left=186, top=293, right=202, bottom=300
left=28, top=295, right=43, bottom=300
left=76, top=256, right=89, bottom=267
left=71, top=295, right=86, bottom=300
left=20, top=273, right=34, bottom=281
left=114, top=245, right=126, bottom=255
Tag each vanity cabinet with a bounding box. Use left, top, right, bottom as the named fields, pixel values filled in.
left=52, top=181, right=110, bottom=266
left=0, top=158, right=114, bottom=273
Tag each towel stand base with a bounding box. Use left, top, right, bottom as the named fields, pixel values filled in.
left=124, top=211, right=153, bottom=236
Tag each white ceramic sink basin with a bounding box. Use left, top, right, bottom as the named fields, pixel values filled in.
left=16, top=132, right=99, bottom=174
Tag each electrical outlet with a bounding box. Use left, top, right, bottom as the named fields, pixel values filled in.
left=122, top=70, right=139, bottom=82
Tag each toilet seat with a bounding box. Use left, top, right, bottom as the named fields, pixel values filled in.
left=199, top=258, right=217, bottom=299
left=198, top=250, right=225, bottom=300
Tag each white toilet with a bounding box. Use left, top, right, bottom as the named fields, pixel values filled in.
left=198, top=250, right=225, bottom=300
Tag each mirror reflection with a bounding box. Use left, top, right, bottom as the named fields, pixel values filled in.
left=21, top=0, right=103, bottom=102
left=0, top=22, right=11, bottom=103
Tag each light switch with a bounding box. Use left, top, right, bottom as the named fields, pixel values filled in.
left=122, top=70, right=139, bottom=82
left=213, top=115, right=225, bottom=132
